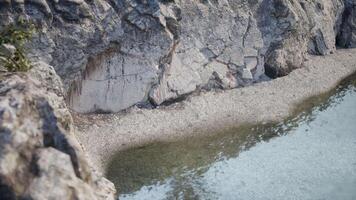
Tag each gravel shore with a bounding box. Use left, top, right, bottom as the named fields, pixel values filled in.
left=74, top=49, right=356, bottom=173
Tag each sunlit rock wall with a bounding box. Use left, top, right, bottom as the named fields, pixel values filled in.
left=0, top=0, right=352, bottom=113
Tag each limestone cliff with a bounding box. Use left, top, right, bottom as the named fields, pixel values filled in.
left=0, top=63, right=116, bottom=199
left=1, top=0, right=355, bottom=113
left=1, top=0, right=356, bottom=199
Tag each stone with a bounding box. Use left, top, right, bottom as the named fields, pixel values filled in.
left=242, top=68, right=253, bottom=80
left=27, top=148, right=98, bottom=200
left=1, top=0, right=356, bottom=198
left=0, top=0, right=355, bottom=113
left=0, top=56, right=7, bottom=71
left=244, top=57, right=259, bottom=70
left=0, top=65, right=116, bottom=199
left=67, top=47, right=159, bottom=113
left=0, top=44, right=16, bottom=58
left=338, top=0, right=356, bottom=48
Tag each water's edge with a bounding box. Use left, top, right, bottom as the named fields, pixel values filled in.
left=74, top=49, right=356, bottom=174
left=106, top=70, right=356, bottom=200
left=106, top=71, right=356, bottom=161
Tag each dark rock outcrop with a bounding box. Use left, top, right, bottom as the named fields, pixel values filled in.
left=337, top=0, right=356, bottom=48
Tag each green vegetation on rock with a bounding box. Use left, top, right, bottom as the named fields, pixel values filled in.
left=0, top=19, right=34, bottom=72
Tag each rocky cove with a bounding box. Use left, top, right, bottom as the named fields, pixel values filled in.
left=107, top=73, right=356, bottom=199
left=0, top=0, right=356, bottom=200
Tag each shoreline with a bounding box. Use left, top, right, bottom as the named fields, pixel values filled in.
left=73, top=49, right=356, bottom=173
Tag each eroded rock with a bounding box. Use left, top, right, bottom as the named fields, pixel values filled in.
left=0, top=0, right=355, bottom=113
left=0, top=64, right=116, bottom=199
left=338, top=0, right=356, bottom=47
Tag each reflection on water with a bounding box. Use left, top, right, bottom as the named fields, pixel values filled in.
left=106, top=74, right=356, bottom=200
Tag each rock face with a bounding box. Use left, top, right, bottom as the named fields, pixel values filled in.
left=0, top=0, right=354, bottom=113
left=0, top=63, right=116, bottom=199
left=0, top=44, right=16, bottom=72
left=338, top=0, right=356, bottom=47
left=0, top=0, right=356, bottom=198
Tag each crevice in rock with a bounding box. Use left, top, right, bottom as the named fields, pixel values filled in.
left=308, top=29, right=328, bottom=55
left=0, top=177, right=16, bottom=200
left=30, top=154, right=40, bottom=177
left=165, top=17, right=181, bottom=40
left=336, top=0, right=355, bottom=48
left=147, top=38, right=179, bottom=105
left=242, top=15, right=252, bottom=48
left=159, top=92, right=192, bottom=107
left=36, top=97, right=82, bottom=179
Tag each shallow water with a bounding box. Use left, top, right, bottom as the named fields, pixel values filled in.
left=106, top=75, right=356, bottom=200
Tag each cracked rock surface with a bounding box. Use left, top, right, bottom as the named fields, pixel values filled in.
left=0, top=63, right=116, bottom=200
left=0, top=0, right=355, bottom=113
left=338, top=0, right=356, bottom=47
